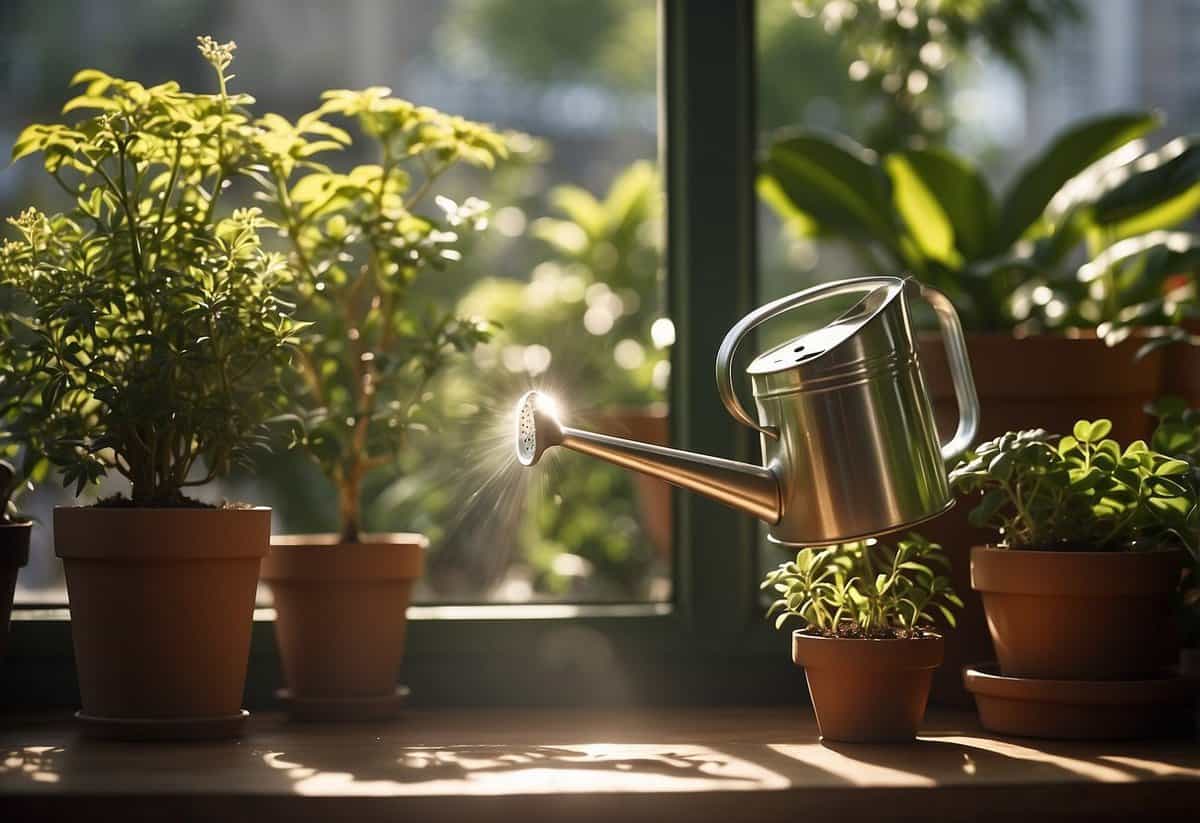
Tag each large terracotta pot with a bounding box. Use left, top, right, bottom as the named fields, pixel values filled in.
left=0, top=521, right=31, bottom=661
left=918, top=333, right=1166, bottom=705
left=792, top=631, right=943, bottom=742
left=262, top=533, right=424, bottom=719
left=1163, top=341, right=1200, bottom=410
left=55, top=506, right=269, bottom=739
left=971, top=546, right=1185, bottom=680
left=592, top=406, right=671, bottom=560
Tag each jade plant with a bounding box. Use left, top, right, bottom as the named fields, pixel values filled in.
left=950, top=419, right=1200, bottom=554
left=762, top=534, right=961, bottom=638
left=0, top=38, right=299, bottom=506
left=253, top=88, right=508, bottom=541
left=760, top=113, right=1200, bottom=332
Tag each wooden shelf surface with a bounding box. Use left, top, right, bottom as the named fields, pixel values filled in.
left=2, top=707, right=1199, bottom=821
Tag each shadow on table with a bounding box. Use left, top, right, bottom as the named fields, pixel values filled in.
left=801, top=732, right=1200, bottom=788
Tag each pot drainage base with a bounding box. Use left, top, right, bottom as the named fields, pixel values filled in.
left=75, top=710, right=249, bottom=741
left=964, top=663, right=1199, bottom=740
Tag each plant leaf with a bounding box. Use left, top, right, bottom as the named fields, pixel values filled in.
left=993, top=111, right=1160, bottom=254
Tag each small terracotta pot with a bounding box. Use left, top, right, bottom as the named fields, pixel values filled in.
left=971, top=546, right=1185, bottom=680
left=55, top=506, right=269, bottom=734
left=592, top=406, right=671, bottom=560
left=919, top=332, right=1165, bottom=705
left=262, top=534, right=425, bottom=708
left=0, top=522, right=32, bottom=661
left=793, top=631, right=943, bottom=742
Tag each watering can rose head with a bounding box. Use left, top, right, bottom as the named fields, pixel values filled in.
left=949, top=419, right=1200, bottom=555
left=515, top=276, right=980, bottom=546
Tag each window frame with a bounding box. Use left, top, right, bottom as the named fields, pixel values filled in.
left=2, top=0, right=797, bottom=709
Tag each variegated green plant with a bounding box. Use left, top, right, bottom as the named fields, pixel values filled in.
left=0, top=38, right=299, bottom=506
left=762, top=534, right=961, bottom=638
left=252, top=88, right=510, bottom=541
left=950, top=419, right=1200, bottom=555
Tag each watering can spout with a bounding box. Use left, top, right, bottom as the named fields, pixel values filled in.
left=515, top=391, right=781, bottom=524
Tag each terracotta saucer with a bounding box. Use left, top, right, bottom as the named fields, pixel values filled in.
left=964, top=663, right=1199, bottom=740
left=75, top=710, right=249, bottom=741
left=276, top=686, right=410, bottom=722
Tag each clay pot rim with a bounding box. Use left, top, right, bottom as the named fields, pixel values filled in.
left=270, top=532, right=427, bottom=548
left=964, top=663, right=1199, bottom=705
left=792, top=629, right=944, bottom=670
left=54, top=505, right=271, bottom=560
left=970, top=544, right=1186, bottom=596
left=263, top=532, right=425, bottom=582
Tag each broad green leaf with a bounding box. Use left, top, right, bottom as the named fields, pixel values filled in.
left=1093, top=139, right=1200, bottom=230
left=1156, top=458, right=1190, bottom=476
left=61, top=95, right=122, bottom=114
left=993, top=111, right=1160, bottom=254
left=757, top=175, right=819, bottom=238
left=1078, top=231, right=1200, bottom=288
left=890, top=147, right=996, bottom=259
left=761, top=130, right=901, bottom=258
left=885, top=154, right=960, bottom=268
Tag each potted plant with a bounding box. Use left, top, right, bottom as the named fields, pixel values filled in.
left=761, top=115, right=1200, bottom=703
left=0, top=455, right=41, bottom=661
left=762, top=534, right=961, bottom=742
left=952, top=419, right=1200, bottom=738
left=0, top=38, right=299, bottom=738
left=252, top=89, right=507, bottom=718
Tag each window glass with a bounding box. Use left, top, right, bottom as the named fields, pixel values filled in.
left=3, top=0, right=667, bottom=605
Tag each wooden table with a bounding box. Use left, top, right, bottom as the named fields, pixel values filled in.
left=2, top=708, right=1198, bottom=821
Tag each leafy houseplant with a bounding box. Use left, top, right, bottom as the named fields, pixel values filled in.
left=251, top=89, right=507, bottom=717
left=0, top=38, right=297, bottom=738
left=762, top=535, right=961, bottom=742
left=951, top=419, right=1198, bottom=685
left=761, top=113, right=1200, bottom=442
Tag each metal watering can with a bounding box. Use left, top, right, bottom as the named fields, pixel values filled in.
left=515, top=276, right=979, bottom=546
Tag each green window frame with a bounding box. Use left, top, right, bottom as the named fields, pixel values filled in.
left=2, top=0, right=797, bottom=709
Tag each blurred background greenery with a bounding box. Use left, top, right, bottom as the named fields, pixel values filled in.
left=4, top=0, right=1199, bottom=603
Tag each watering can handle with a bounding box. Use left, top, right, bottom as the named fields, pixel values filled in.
left=915, top=282, right=980, bottom=464
left=715, top=276, right=903, bottom=439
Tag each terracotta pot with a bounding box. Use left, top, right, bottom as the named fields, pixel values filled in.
left=262, top=533, right=424, bottom=710
left=1163, top=341, right=1200, bottom=410
left=55, top=506, right=269, bottom=736
left=971, top=546, right=1185, bottom=680
left=792, top=631, right=943, bottom=742
left=0, top=522, right=31, bottom=661
left=964, top=663, right=1199, bottom=740
left=592, top=406, right=671, bottom=560
left=918, top=332, right=1166, bottom=705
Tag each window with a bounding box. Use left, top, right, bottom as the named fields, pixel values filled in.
left=5, top=2, right=785, bottom=710
left=2, top=0, right=670, bottom=607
